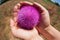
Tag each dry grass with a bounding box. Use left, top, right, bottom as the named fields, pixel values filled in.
left=0, top=0, right=60, bottom=40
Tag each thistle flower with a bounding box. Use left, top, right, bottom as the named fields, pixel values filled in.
left=17, top=6, right=39, bottom=30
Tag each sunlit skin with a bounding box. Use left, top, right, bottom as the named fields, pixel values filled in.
left=10, top=1, right=60, bottom=40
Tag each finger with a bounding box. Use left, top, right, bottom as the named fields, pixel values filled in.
left=41, top=11, right=50, bottom=26
left=13, top=3, right=21, bottom=18
left=10, top=19, right=14, bottom=27
left=20, top=1, right=33, bottom=5
left=14, top=16, right=17, bottom=21
left=10, top=18, right=17, bottom=31
left=13, top=3, right=21, bottom=22
left=33, top=2, right=48, bottom=12
left=13, top=3, right=21, bottom=12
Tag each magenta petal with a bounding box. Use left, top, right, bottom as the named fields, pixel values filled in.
left=17, top=6, right=39, bottom=30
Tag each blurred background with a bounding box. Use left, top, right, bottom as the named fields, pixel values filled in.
left=0, top=0, right=60, bottom=40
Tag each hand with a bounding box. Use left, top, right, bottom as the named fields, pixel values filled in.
left=10, top=1, right=43, bottom=40
left=33, top=2, right=54, bottom=40
left=32, top=2, right=50, bottom=29
left=33, top=2, right=60, bottom=40
left=10, top=18, right=39, bottom=40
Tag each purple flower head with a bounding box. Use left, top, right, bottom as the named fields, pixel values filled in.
left=17, top=6, right=39, bottom=30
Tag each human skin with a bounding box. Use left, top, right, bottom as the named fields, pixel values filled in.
left=34, top=2, right=60, bottom=40
left=10, top=1, right=60, bottom=40
left=45, top=25, right=60, bottom=40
